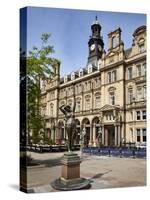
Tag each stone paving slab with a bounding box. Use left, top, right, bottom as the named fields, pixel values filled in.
left=25, top=151, right=146, bottom=193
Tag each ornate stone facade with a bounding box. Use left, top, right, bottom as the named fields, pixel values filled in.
left=40, top=18, right=146, bottom=147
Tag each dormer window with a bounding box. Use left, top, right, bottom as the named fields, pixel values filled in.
left=88, top=64, right=93, bottom=73
left=71, top=72, right=75, bottom=80
left=139, top=43, right=145, bottom=53
left=79, top=70, right=83, bottom=77
left=64, top=75, right=68, bottom=83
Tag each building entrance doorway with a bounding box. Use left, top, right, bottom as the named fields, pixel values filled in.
left=104, top=125, right=115, bottom=146
left=82, top=118, right=90, bottom=147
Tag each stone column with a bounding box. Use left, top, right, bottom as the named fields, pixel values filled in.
left=51, top=128, right=54, bottom=140
left=105, top=128, right=108, bottom=146
left=55, top=126, right=61, bottom=144
left=115, top=125, right=118, bottom=146
left=118, top=125, right=121, bottom=146
left=89, top=124, right=93, bottom=146
left=102, top=125, right=105, bottom=145
left=93, top=123, right=96, bottom=146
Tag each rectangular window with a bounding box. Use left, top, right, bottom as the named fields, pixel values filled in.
left=136, top=64, right=142, bottom=77
left=112, top=36, right=116, bottom=48
left=137, top=87, right=142, bottom=101
left=76, top=101, right=81, bottom=112
left=112, top=70, right=117, bottom=82
left=136, top=111, right=140, bottom=120
left=143, top=86, right=146, bottom=99
left=142, top=129, right=146, bottom=142
left=88, top=81, right=91, bottom=90
left=85, top=98, right=90, bottom=110
left=95, top=96, right=101, bottom=109
left=136, top=129, right=141, bottom=142
left=128, top=89, right=133, bottom=104
left=130, top=111, right=133, bottom=121
left=76, top=85, right=78, bottom=94
left=128, top=67, right=132, bottom=80
left=142, top=110, right=146, bottom=120
left=143, top=63, right=146, bottom=76
left=108, top=72, right=111, bottom=83
left=85, top=82, right=87, bottom=91
left=95, top=78, right=100, bottom=88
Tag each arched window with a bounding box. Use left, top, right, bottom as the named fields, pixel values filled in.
left=109, top=91, right=115, bottom=105
left=138, top=38, right=145, bottom=53
left=79, top=69, right=83, bottom=77
left=50, top=103, right=54, bottom=116
left=71, top=72, right=75, bottom=80
left=64, top=75, right=68, bottom=83
left=88, top=64, right=93, bottom=73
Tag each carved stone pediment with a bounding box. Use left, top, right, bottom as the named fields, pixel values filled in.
left=109, top=52, right=115, bottom=57
left=99, top=104, right=120, bottom=112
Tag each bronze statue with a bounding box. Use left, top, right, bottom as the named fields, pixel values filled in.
left=59, top=100, right=76, bottom=152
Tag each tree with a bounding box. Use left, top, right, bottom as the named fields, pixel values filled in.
left=26, top=33, right=60, bottom=143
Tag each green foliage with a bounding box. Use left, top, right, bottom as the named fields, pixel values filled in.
left=44, top=137, right=55, bottom=145
left=26, top=33, right=60, bottom=142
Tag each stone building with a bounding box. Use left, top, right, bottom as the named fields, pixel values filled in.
left=40, top=17, right=146, bottom=147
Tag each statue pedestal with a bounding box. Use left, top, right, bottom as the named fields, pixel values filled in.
left=51, top=152, right=91, bottom=191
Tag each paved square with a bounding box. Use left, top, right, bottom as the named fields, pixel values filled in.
left=26, top=151, right=146, bottom=193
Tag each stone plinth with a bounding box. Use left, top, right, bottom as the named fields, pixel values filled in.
left=51, top=152, right=91, bottom=191
left=61, top=153, right=81, bottom=179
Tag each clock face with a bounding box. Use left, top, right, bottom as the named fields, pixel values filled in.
left=90, top=44, right=95, bottom=51
left=98, top=45, right=102, bottom=51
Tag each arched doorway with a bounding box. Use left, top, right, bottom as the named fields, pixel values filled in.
left=92, top=117, right=100, bottom=146
left=82, top=118, right=90, bottom=147
left=74, top=119, right=80, bottom=144
left=57, top=120, right=65, bottom=144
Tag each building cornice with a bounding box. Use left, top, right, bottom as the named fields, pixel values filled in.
left=125, top=52, right=146, bottom=65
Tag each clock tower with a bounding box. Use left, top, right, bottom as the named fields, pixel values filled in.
left=87, top=16, right=104, bottom=66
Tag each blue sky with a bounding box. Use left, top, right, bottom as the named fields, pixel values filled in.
left=26, top=7, right=146, bottom=76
